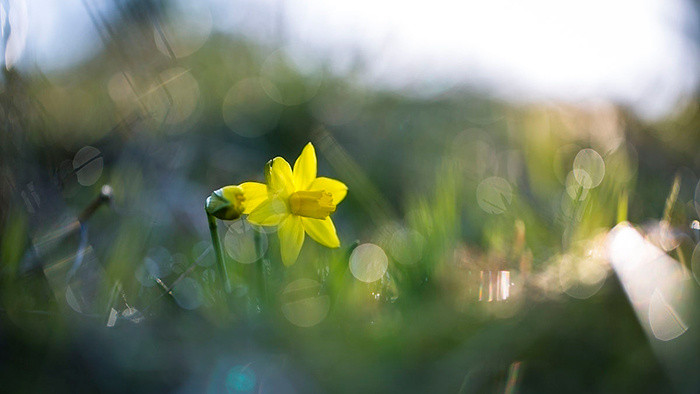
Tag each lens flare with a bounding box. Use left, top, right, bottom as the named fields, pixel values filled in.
left=606, top=223, right=691, bottom=341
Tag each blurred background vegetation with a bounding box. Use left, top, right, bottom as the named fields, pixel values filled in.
left=1, top=0, right=699, bottom=392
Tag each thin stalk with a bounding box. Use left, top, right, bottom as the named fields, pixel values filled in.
left=254, top=230, right=268, bottom=308
left=208, top=213, right=231, bottom=294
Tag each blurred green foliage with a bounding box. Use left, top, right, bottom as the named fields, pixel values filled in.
left=1, top=2, right=699, bottom=393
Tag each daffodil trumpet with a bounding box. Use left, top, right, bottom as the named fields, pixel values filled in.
left=246, top=143, right=348, bottom=266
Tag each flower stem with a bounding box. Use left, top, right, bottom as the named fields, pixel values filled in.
left=254, top=230, right=268, bottom=307
left=207, top=213, right=231, bottom=294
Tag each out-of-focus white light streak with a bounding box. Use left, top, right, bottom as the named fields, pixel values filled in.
left=606, top=223, right=690, bottom=341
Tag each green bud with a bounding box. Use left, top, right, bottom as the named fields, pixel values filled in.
left=205, top=186, right=245, bottom=220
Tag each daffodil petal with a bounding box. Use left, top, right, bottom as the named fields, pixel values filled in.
left=278, top=215, right=304, bottom=266
left=293, top=143, right=317, bottom=190
left=238, top=182, right=268, bottom=214
left=301, top=217, right=340, bottom=248
left=266, top=157, right=295, bottom=197
left=309, top=177, right=348, bottom=205
left=247, top=197, right=289, bottom=226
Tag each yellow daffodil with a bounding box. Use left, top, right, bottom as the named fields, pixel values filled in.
left=246, top=143, right=347, bottom=266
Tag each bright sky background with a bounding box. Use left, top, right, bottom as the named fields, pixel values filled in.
left=4, top=0, right=699, bottom=119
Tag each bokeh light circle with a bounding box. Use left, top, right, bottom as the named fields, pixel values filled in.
left=349, top=243, right=388, bottom=283
left=144, top=247, right=174, bottom=278
left=172, top=277, right=204, bottom=310
left=648, top=287, right=689, bottom=341
left=143, top=67, right=200, bottom=127
left=171, top=253, right=188, bottom=275
left=153, top=0, right=212, bottom=58
left=224, top=220, right=267, bottom=264
left=573, top=148, right=605, bottom=189
left=135, top=264, right=156, bottom=287
left=107, top=72, right=139, bottom=114
left=73, top=146, right=103, bottom=186
left=476, top=176, right=513, bottom=214
left=281, top=279, right=330, bottom=327
left=388, top=228, right=425, bottom=265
